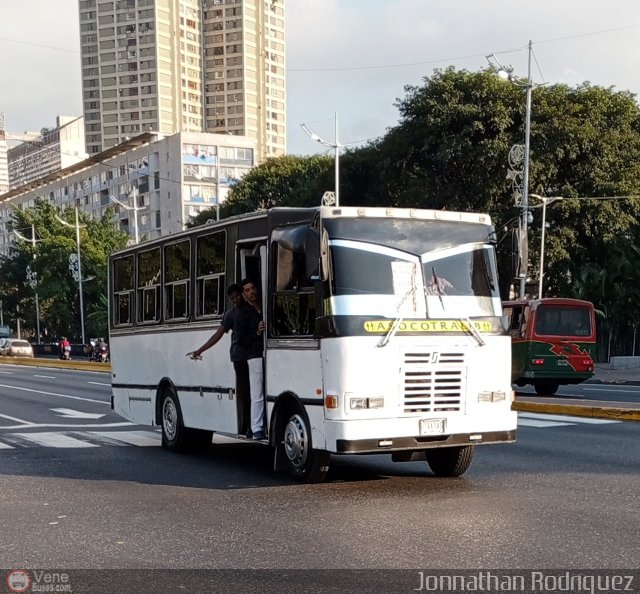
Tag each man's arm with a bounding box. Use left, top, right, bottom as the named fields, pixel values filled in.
left=186, top=325, right=226, bottom=360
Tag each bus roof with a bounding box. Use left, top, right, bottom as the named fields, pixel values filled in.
left=109, top=205, right=493, bottom=259
left=502, top=297, right=594, bottom=310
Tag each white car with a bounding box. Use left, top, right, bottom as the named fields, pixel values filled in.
left=0, top=338, right=34, bottom=358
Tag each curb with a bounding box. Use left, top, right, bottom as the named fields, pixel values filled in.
left=0, top=357, right=110, bottom=373
left=512, top=400, right=640, bottom=422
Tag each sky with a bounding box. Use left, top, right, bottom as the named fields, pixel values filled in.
left=2, top=1, right=640, bottom=156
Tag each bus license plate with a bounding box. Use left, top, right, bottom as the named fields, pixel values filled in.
left=557, top=359, right=569, bottom=366
left=419, top=418, right=446, bottom=436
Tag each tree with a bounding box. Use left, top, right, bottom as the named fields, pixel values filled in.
left=372, top=68, right=640, bottom=301
left=0, top=200, right=129, bottom=342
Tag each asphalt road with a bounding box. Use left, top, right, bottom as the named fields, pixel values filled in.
left=0, top=365, right=639, bottom=592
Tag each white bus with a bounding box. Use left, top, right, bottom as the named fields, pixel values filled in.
left=109, top=206, right=516, bottom=482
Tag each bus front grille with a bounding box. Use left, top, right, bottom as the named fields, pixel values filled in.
left=403, top=352, right=464, bottom=413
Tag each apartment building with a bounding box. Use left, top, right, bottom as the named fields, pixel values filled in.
left=0, top=130, right=257, bottom=257
left=0, top=114, right=9, bottom=195
left=7, top=116, right=86, bottom=190
left=79, top=0, right=285, bottom=161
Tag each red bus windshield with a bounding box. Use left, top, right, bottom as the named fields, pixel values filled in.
left=534, top=305, right=592, bottom=338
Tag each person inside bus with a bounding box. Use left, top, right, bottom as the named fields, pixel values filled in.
left=236, top=278, right=266, bottom=441
left=186, top=283, right=251, bottom=436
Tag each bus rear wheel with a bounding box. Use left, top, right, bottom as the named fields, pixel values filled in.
left=426, top=445, right=474, bottom=477
left=534, top=382, right=559, bottom=396
left=282, top=411, right=330, bottom=483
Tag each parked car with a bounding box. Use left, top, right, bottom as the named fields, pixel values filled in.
left=0, top=338, right=34, bottom=358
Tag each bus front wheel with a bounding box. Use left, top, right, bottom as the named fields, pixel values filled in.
left=282, top=411, right=330, bottom=483
left=426, top=445, right=474, bottom=477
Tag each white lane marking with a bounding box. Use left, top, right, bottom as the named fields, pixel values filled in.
left=0, top=383, right=105, bottom=405
left=0, top=370, right=14, bottom=375
left=88, top=381, right=111, bottom=387
left=0, top=413, right=36, bottom=426
left=518, top=418, right=573, bottom=428
left=0, top=421, right=134, bottom=430
left=86, top=430, right=161, bottom=447
left=13, top=432, right=100, bottom=448
left=519, top=412, right=621, bottom=424
left=0, top=441, right=14, bottom=449
left=34, top=375, right=56, bottom=379
left=51, top=408, right=105, bottom=420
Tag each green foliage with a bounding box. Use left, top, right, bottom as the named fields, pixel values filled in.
left=0, top=200, right=129, bottom=342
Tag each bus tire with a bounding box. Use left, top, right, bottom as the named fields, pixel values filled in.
left=282, top=410, right=330, bottom=483
left=160, top=388, right=189, bottom=453
left=426, top=445, right=474, bottom=477
left=534, top=382, right=559, bottom=396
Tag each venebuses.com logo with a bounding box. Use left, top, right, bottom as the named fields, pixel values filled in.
left=6, top=570, right=31, bottom=593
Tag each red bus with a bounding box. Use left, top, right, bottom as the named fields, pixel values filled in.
left=502, top=298, right=596, bottom=395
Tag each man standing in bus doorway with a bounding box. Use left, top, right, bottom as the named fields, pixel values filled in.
left=237, top=278, right=266, bottom=440
left=186, top=283, right=251, bottom=435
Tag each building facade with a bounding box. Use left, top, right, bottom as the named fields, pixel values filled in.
left=0, top=114, right=9, bottom=195
left=0, top=130, right=257, bottom=257
left=79, top=0, right=285, bottom=161
left=7, top=116, right=86, bottom=191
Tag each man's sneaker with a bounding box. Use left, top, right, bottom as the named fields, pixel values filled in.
left=252, top=431, right=266, bottom=440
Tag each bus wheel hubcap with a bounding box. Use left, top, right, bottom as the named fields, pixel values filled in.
left=284, top=414, right=308, bottom=469
left=163, top=398, right=177, bottom=440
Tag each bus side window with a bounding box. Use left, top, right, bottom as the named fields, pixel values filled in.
left=506, top=306, right=525, bottom=338
left=272, top=243, right=315, bottom=337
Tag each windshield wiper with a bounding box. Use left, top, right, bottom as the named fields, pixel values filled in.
left=377, top=285, right=417, bottom=348
left=431, top=266, right=445, bottom=310
left=462, top=317, right=486, bottom=347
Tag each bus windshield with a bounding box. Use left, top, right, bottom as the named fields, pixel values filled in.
left=328, top=235, right=501, bottom=319
left=534, top=305, right=593, bottom=337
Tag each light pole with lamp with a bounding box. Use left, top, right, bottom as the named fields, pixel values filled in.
left=529, top=194, right=563, bottom=299
left=487, top=40, right=539, bottom=298
left=109, top=186, right=140, bottom=245
left=55, top=207, right=87, bottom=346
left=13, top=224, right=41, bottom=343
left=301, top=112, right=342, bottom=207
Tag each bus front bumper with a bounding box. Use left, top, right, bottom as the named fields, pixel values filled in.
left=334, top=430, right=516, bottom=454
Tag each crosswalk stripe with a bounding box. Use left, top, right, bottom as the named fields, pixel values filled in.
left=13, top=432, right=100, bottom=448
left=86, top=430, right=161, bottom=447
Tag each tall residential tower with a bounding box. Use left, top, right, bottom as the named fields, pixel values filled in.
left=78, top=0, right=285, bottom=161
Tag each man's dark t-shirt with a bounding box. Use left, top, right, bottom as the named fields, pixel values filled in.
left=221, top=307, right=245, bottom=362
left=236, top=306, right=263, bottom=360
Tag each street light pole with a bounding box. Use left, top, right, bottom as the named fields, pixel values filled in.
left=301, top=112, right=343, bottom=207
left=487, top=40, right=537, bottom=299
left=75, top=207, right=86, bottom=346
left=13, top=224, right=41, bottom=343
left=530, top=194, right=562, bottom=299
left=109, top=187, right=139, bottom=244
left=55, top=207, right=87, bottom=345
left=520, top=39, right=534, bottom=300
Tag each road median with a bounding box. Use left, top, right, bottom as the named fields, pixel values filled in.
left=0, top=356, right=110, bottom=373
left=513, top=397, right=640, bottom=422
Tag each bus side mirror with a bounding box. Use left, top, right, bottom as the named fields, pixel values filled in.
left=305, top=227, right=329, bottom=282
